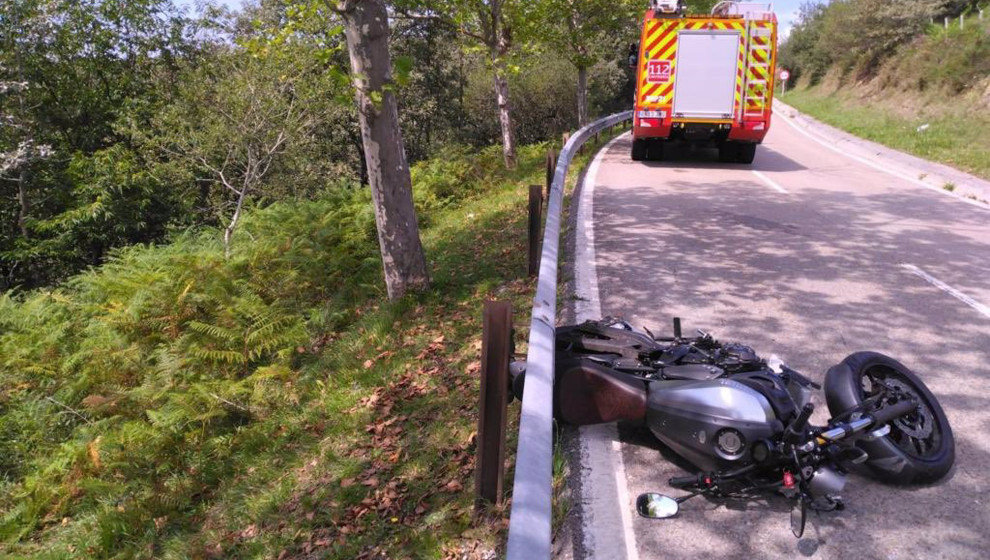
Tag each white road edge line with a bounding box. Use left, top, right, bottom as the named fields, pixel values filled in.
left=900, top=264, right=990, bottom=319
left=773, top=104, right=988, bottom=211
left=751, top=169, right=789, bottom=194
left=575, top=132, right=640, bottom=560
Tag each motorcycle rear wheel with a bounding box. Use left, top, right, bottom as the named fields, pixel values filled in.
left=824, top=352, right=954, bottom=484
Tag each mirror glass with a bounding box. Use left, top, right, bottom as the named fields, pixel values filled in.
left=636, top=493, right=679, bottom=519
left=790, top=500, right=807, bottom=538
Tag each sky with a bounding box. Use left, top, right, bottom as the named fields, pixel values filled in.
left=773, top=0, right=806, bottom=41
left=172, top=0, right=807, bottom=41
left=174, top=0, right=246, bottom=12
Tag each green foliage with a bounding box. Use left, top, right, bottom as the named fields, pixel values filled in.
left=0, top=183, right=380, bottom=556
left=780, top=0, right=988, bottom=89
left=458, top=51, right=626, bottom=146
left=0, top=140, right=559, bottom=557
left=882, top=14, right=990, bottom=93
left=534, top=0, right=641, bottom=69
left=0, top=0, right=193, bottom=289
left=778, top=2, right=832, bottom=84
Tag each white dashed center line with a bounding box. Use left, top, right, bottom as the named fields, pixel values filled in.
left=752, top=169, right=789, bottom=194
left=901, top=263, right=990, bottom=319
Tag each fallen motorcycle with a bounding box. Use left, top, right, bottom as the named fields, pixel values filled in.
left=511, top=318, right=955, bottom=537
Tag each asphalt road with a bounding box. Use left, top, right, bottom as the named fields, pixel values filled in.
left=578, top=116, right=990, bottom=559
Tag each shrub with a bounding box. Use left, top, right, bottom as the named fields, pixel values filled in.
left=0, top=186, right=384, bottom=555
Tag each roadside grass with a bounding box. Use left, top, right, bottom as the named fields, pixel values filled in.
left=0, top=135, right=612, bottom=559
left=780, top=87, right=990, bottom=181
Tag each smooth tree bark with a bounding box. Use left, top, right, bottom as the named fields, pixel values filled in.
left=576, top=65, right=589, bottom=127
left=487, top=5, right=517, bottom=168
left=337, top=0, right=430, bottom=299
left=492, top=59, right=517, bottom=168
left=565, top=5, right=590, bottom=127
left=17, top=166, right=29, bottom=238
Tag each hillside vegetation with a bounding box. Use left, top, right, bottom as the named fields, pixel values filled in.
left=0, top=0, right=653, bottom=557
left=778, top=1, right=990, bottom=179
left=0, top=141, right=596, bottom=558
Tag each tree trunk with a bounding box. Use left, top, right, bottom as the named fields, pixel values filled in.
left=340, top=0, right=429, bottom=299
left=577, top=65, right=589, bottom=128
left=224, top=185, right=247, bottom=259
left=17, top=167, right=29, bottom=238
left=492, top=58, right=517, bottom=169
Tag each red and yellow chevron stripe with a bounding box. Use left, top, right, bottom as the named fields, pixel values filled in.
left=637, top=18, right=747, bottom=112
left=742, top=20, right=777, bottom=117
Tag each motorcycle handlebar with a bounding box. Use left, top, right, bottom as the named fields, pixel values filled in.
left=869, top=399, right=918, bottom=427
left=669, top=474, right=700, bottom=487
left=784, top=403, right=815, bottom=444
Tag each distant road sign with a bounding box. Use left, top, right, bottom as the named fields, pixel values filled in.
left=780, top=69, right=790, bottom=81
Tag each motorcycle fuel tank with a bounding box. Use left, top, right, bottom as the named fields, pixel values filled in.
left=646, top=378, right=783, bottom=471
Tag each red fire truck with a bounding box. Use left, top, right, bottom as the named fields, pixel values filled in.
left=630, top=1, right=778, bottom=163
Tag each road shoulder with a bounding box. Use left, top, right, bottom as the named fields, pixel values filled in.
left=554, top=132, right=636, bottom=560
left=773, top=99, right=990, bottom=207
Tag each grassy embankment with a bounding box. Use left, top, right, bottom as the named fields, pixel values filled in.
left=780, top=13, right=990, bottom=181
left=0, top=137, right=607, bottom=559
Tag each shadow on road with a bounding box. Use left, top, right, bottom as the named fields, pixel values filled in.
left=611, top=140, right=807, bottom=173
left=582, top=135, right=990, bottom=559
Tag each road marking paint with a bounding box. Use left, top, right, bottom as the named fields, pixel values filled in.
left=752, top=169, right=789, bottom=194
left=900, top=264, right=990, bottom=319
left=774, top=104, right=988, bottom=211
left=612, top=437, right=638, bottom=560
left=576, top=134, right=625, bottom=323
left=575, top=133, right=640, bottom=560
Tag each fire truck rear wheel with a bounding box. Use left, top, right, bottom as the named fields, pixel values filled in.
left=646, top=140, right=665, bottom=161
left=717, top=142, right=737, bottom=163
left=735, top=143, right=757, bottom=164
left=631, top=139, right=648, bottom=161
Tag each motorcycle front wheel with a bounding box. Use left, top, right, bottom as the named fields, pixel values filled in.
left=824, top=351, right=954, bottom=484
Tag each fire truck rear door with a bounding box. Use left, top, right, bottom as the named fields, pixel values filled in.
left=671, top=31, right=740, bottom=120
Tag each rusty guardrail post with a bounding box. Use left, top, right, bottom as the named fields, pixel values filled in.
left=528, top=185, right=543, bottom=277
left=475, top=300, right=512, bottom=510
left=545, top=149, right=556, bottom=200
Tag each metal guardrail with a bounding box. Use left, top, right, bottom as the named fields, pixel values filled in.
left=505, top=110, right=632, bottom=560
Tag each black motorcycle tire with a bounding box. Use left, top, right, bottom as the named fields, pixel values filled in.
left=824, top=351, right=954, bottom=485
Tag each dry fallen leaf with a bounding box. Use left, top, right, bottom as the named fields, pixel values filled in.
left=340, top=478, right=356, bottom=488
left=81, top=394, right=111, bottom=408
left=87, top=436, right=102, bottom=470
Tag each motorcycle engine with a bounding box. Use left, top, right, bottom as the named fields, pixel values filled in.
left=646, top=377, right=784, bottom=471
left=714, top=343, right=761, bottom=372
